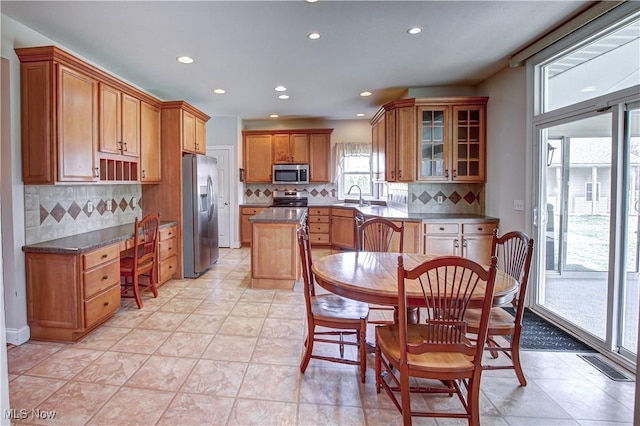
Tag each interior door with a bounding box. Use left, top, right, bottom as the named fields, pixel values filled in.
left=208, top=148, right=231, bottom=247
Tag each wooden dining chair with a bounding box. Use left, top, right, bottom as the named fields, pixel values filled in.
left=120, top=213, right=160, bottom=309
left=356, top=215, right=404, bottom=324
left=375, top=255, right=498, bottom=426
left=297, top=223, right=370, bottom=383
left=464, top=229, right=534, bottom=386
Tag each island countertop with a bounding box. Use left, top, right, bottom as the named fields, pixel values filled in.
left=248, top=207, right=308, bottom=224
left=22, top=221, right=178, bottom=255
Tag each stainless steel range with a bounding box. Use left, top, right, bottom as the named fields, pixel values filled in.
left=271, top=190, right=308, bottom=207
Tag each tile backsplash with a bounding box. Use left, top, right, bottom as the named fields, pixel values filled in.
left=25, top=184, right=142, bottom=244
left=407, top=182, right=484, bottom=214
left=244, top=183, right=338, bottom=205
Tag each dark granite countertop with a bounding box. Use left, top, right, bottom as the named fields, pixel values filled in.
left=22, top=221, right=178, bottom=255
left=248, top=207, right=308, bottom=224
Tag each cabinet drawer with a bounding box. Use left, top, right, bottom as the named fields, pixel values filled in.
left=308, top=207, right=329, bottom=216
left=308, top=215, right=329, bottom=223
left=331, top=208, right=354, bottom=218
left=159, top=255, right=178, bottom=283
left=309, top=223, right=330, bottom=233
left=310, top=234, right=330, bottom=244
left=160, top=226, right=177, bottom=241
left=83, top=259, right=120, bottom=299
left=241, top=207, right=265, bottom=215
left=425, top=223, right=460, bottom=234
left=83, top=244, right=120, bottom=270
left=462, top=223, right=496, bottom=235
left=159, top=238, right=176, bottom=261
left=84, top=285, right=120, bottom=327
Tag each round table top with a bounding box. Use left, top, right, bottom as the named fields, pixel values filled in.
left=311, top=251, right=519, bottom=308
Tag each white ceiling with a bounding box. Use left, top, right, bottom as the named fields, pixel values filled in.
left=1, top=1, right=592, bottom=121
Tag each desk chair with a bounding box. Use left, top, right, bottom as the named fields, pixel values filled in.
left=356, top=215, right=404, bottom=324
left=120, top=213, right=160, bottom=309
left=298, top=224, right=369, bottom=383
left=375, top=255, right=498, bottom=426
left=464, top=229, right=534, bottom=386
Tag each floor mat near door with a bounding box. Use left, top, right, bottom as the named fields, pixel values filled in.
left=504, top=308, right=596, bottom=352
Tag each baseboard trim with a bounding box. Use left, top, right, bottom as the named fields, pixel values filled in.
left=5, top=325, right=30, bottom=345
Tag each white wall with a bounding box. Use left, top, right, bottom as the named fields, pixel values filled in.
left=477, top=66, right=528, bottom=234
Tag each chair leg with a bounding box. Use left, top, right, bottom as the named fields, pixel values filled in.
left=487, top=336, right=499, bottom=359
left=359, top=323, right=366, bottom=383
left=469, top=374, right=482, bottom=426
left=149, top=269, right=158, bottom=298
left=399, top=367, right=412, bottom=426
left=132, top=274, right=143, bottom=309
left=511, top=333, right=527, bottom=386
left=300, top=330, right=314, bottom=374
left=375, top=339, right=381, bottom=393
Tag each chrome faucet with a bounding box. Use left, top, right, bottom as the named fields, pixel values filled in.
left=347, top=185, right=367, bottom=206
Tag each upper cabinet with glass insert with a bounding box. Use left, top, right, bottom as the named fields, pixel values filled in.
left=372, top=97, right=488, bottom=183
left=417, top=97, right=487, bottom=183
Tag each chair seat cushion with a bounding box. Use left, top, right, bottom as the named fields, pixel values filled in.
left=311, top=294, right=369, bottom=322
left=376, top=324, right=474, bottom=373
left=465, top=307, right=516, bottom=334
left=120, top=257, right=154, bottom=275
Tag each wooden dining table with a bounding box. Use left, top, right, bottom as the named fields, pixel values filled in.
left=312, top=251, right=519, bottom=311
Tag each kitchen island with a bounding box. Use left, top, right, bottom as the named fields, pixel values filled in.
left=248, top=207, right=307, bottom=289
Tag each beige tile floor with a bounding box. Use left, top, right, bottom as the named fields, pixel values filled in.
left=7, top=247, right=637, bottom=425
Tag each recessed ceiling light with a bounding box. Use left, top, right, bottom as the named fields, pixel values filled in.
left=581, top=85, right=597, bottom=93
left=278, top=94, right=290, bottom=100
left=270, top=114, right=279, bottom=118
left=306, top=0, right=319, bottom=3
left=308, top=32, right=321, bottom=40
left=275, top=85, right=287, bottom=92
left=213, top=89, right=226, bottom=94
left=360, top=91, right=372, bottom=97
left=407, top=27, right=422, bottom=35
left=176, top=56, right=194, bottom=64
left=356, top=113, right=365, bottom=117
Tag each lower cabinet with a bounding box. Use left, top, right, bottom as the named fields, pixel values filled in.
left=241, top=206, right=267, bottom=246
left=308, top=207, right=331, bottom=245
left=423, top=221, right=498, bottom=264
left=389, top=220, right=422, bottom=253
left=25, top=243, right=121, bottom=342
left=330, top=207, right=356, bottom=250
left=158, top=224, right=178, bottom=285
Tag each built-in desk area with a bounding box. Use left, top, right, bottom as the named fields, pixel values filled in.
left=22, top=221, right=177, bottom=342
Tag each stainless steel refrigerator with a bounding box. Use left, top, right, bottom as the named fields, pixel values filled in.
left=182, top=154, right=219, bottom=277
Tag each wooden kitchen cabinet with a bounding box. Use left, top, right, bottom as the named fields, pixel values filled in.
left=243, top=134, right=273, bottom=183
left=273, top=133, right=308, bottom=164
left=309, top=133, right=331, bottom=182
left=142, top=100, right=210, bottom=279
left=140, top=101, right=161, bottom=182
left=182, top=110, right=207, bottom=154
left=241, top=206, right=267, bottom=245
left=158, top=224, right=178, bottom=284
left=331, top=207, right=356, bottom=250
left=18, top=57, right=98, bottom=184
left=25, top=243, right=121, bottom=342
left=388, top=220, right=422, bottom=253
left=99, top=83, right=140, bottom=158
left=385, top=102, right=416, bottom=182
left=243, top=129, right=333, bottom=183
left=417, top=98, right=487, bottom=182
left=17, top=46, right=165, bottom=184
left=423, top=220, right=497, bottom=264
left=308, top=207, right=331, bottom=245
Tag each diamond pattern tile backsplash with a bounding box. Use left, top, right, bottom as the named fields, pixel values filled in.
left=25, top=184, right=142, bottom=244
left=407, top=183, right=485, bottom=214
left=244, top=184, right=339, bottom=205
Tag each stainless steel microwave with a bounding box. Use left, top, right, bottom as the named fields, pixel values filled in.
left=272, top=164, right=309, bottom=184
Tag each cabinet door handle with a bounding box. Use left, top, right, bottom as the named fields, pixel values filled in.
left=103, top=301, right=109, bottom=307
left=444, top=169, right=449, bottom=178
left=101, top=254, right=109, bottom=259
left=463, top=240, right=468, bottom=247
left=123, top=142, right=128, bottom=152
left=398, top=170, right=402, bottom=178
left=102, top=275, right=109, bottom=280
left=453, top=169, right=457, bottom=178
left=477, top=227, right=483, bottom=231
left=439, top=227, right=445, bottom=231
left=142, top=170, right=146, bottom=179
left=454, top=239, right=460, bottom=248
left=94, top=167, right=100, bottom=178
